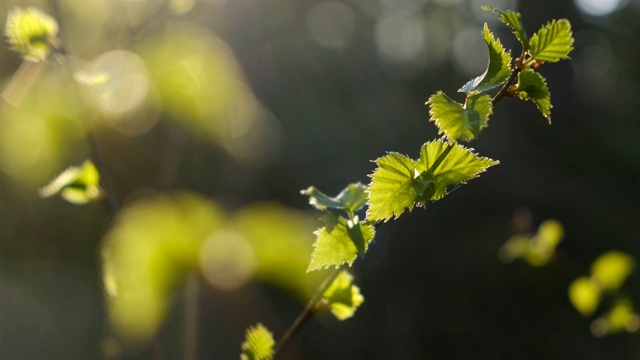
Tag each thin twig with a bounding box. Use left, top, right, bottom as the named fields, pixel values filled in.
left=492, top=66, right=521, bottom=106
left=273, top=267, right=343, bottom=357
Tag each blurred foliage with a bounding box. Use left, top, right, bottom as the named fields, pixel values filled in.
left=240, top=323, right=275, bottom=360
left=500, top=218, right=564, bottom=266
left=39, top=160, right=103, bottom=204
left=4, top=7, right=58, bottom=62
left=321, top=270, right=364, bottom=320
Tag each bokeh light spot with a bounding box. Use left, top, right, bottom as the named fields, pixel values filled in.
left=375, top=13, right=425, bottom=63
left=306, top=1, right=356, bottom=50
left=574, top=0, right=627, bottom=17
left=200, top=229, right=256, bottom=291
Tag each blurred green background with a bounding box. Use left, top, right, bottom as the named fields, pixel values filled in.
left=2, top=0, right=640, bottom=358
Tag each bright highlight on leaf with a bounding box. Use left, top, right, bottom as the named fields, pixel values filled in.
left=39, top=160, right=104, bottom=205
left=459, top=24, right=511, bottom=93
left=569, top=277, right=601, bottom=316
left=482, top=6, right=529, bottom=51
left=515, top=69, right=552, bottom=122
left=5, top=7, right=59, bottom=62
left=307, top=212, right=375, bottom=271
left=367, top=139, right=498, bottom=222
left=322, top=270, right=364, bottom=320
left=528, top=19, right=574, bottom=63
left=591, top=251, right=635, bottom=292
left=241, top=323, right=275, bottom=360
left=428, top=91, right=493, bottom=142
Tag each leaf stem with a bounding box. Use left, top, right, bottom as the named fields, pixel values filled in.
left=273, top=267, right=342, bottom=357
left=492, top=66, right=522, bottom=105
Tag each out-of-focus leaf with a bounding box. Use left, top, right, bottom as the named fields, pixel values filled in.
left=591, top=298, right=640, bottom=337
left=322, top=270, right=364, bottom=320
left=4, top=7, right=58, bottom=62
left=240, top=323, right=274, bottom=360
left=39, top=160, right=103, bottom=204
left=569, top=277, right=601, bottom=316
left=459, top=24, right=511, bottom=93
left=591, top=251, right=635, bottom=293
left=102, top=192, right=224, bottom=343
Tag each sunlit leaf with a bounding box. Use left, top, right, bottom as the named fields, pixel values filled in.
left=102, top=192, right=225, bottom=342
left=415, top=140, right=499, bottom=202
left=366, top=152, right=418, bottom=222
left=482, top=6, right=529, bottom=51
left=240, top=323, right=275, bottom=360
left=591, top=251, right=635, bottom=293
left=569, top=277, right=601, bottom=316
left=515, top=69, right=551, bottom=122
left=427, top=91, right=493, bottom=142
left=4, top=7, right=58, bottom=62
left=529, top=19, right=574, bottom=63
left=591, top=298, right=640, bottom=337
left=322, top=270, right=364, bottom=320
left=459, top=24, right=512, bottom=93
left=301, top=183, right=367, bottom=214
left=39, top=160, right=104, bottom=204
left=307, top=212, right=375, bottom=271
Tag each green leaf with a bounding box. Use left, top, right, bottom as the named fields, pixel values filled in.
left=39, top=160, right=104, bottom=205
left=569, top=277, right=601, bottom=317
left=4, top=7, right=59, bottom=62
left=301, top=183, right=368, bottom=214
left=459, top=23, right=512, bottom=93
left=529, top=19, right=574, bottom=63
left=591, top=251, right=635, bottom=293
left=416, top=140, right=499, bottom=202
left=322, top=270, right=364, bottom=320
left=366, top=152, right=418, bottom=222
left=591, top=298, right=640, bottom=337
left=427, top=91, right=493, bottom=143
left=307, top=212, right=375, bottom=271
left=482, top=6, right=529, bottom=51
left=515, top=69, right=552, bottom=122
left=240, top=323, right=275, bottom=360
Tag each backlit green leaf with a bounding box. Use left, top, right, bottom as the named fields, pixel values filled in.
left=307, top=212, right=375, bottom=271
left=39, top=160, right=104, bottom=205
left=515, top=69, right=552, bottom=122
left=482, top=6, right=529, bottom=51
left=366, top=152, right=417, bottom=222
left=301, top=183, right=367, bottom=214
left=529, top=19, right=574, bottom=63
left=459, top=24, right=512, bottom=93
left=569, top=277, right=601, bottom=316
left=240, top=323, right=274, bottom=360
left=427, top=91, right=493, bottom=143
left=591, top=251, right=635, bottom=293
left=322, top=270, right=364, bottom=320
left=416, top=140, right=499, bottom=202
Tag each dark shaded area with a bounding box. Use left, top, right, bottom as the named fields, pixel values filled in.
left=2, top=0, right=640, bottom=358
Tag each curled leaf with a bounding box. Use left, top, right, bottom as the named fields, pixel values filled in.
left=39, top=160, right=104, bottom=205
left=5, top=7, right=59, bottom=62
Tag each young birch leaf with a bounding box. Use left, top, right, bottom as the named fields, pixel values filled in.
left=301, top=183, right=367, bottom=214
left=366, top=152, right=417, bottom=222
left=322, top=270, right=364, bottom=320
left=482, top=6, right=529, bottom=51
left=240, top=323, right=275, bottom=360
left=308, top=212, right=375, bottom=271
left=427, top=91, right=493, bottom=143
left=416, top=139, right=499, bottom=202
left=459, top=24, right=512, bottom=93
left=39, top=160, right=104, bottom=204
left=515, top=69, right=552, bottom=122
left=529, top=19, right=574, bottom=63
left=5, top=7, right=59, bottom=62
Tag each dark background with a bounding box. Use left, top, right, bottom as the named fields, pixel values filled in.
left=1, top=0, right=640, bottom=358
